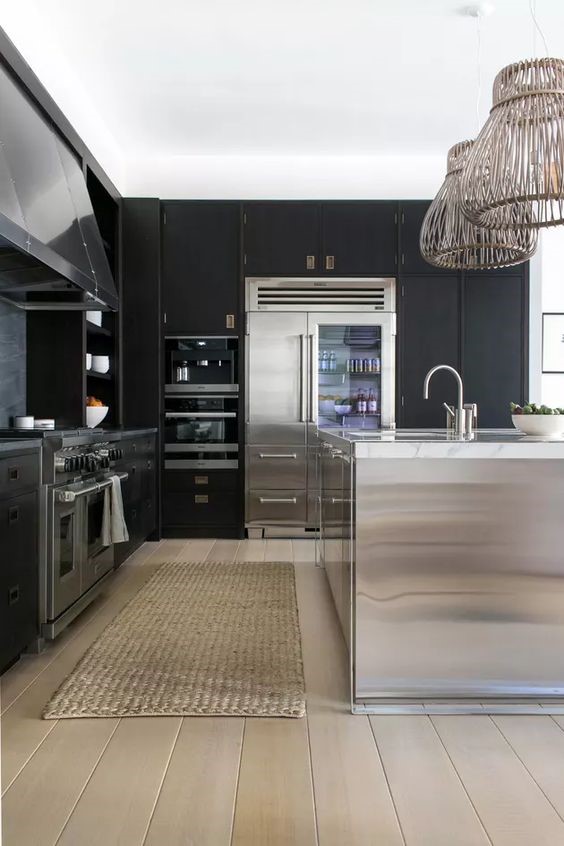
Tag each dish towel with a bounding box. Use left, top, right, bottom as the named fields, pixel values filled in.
left=102, top=475, right=129, bottom=545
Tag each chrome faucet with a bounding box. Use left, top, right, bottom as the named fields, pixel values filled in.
left=423, top=365, right=476, bottom=436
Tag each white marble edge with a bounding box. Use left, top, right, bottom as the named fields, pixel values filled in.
left=317, top=427, right=564, bottom=459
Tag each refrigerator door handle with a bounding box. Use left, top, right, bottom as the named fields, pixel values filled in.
left=309, top=333, right=316, bottom=424
left=299, top=334, right=307, bottom=423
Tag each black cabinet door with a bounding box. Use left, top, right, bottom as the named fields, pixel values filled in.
left=243, top=202, right=320, bottom=276
left=399, top=201, right=445, bottom=275
left=400, top=276, right=460, bottom=428
left=463, top=274, right=526, bottom=428
left=321, top=202, right=398, bottom=276
left=162, top=201, right=240, bottom=334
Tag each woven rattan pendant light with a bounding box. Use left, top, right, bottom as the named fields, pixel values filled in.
left=460, top=57, right=564, bottom=228
left=420, top=139, right=538, bottom=269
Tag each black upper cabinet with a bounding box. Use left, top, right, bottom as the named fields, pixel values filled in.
left=399, top=276, right=460, bottom=428
left=463, top=274, right=526, bottom=428
left=399, top=201, right=440, bottom=275
left=321, top=202, right=397, bottom=276
left=243, top=201, right=398, bottom=277
left=243, top=202, right=320, bottom=276
left=162, top=201, right=240, bottom=334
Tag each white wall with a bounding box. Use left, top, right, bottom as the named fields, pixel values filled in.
left=537, top=228, right=564, bottom=407
left=123, top=154, right=445, bottom=199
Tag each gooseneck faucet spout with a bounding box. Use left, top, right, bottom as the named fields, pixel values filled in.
left=423, top=365, right=465, bottom=435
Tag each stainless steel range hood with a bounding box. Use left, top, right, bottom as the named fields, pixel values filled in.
left=0, top=63, right=118, bottom=311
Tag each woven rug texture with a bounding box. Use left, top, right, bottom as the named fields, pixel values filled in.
left=43, top=560, right=306, bottom=719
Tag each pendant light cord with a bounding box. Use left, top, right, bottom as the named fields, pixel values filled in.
left=529, top=0, right=549, bottom=57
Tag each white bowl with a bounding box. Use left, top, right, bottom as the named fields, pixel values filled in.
left=512, top=414, right=564, bottom=437
left=86, top=311, right=102, bottom=326
left=335, top=404, right=353, bottom=415
left=86, top=406, right=109, bottom=428
left=91, top=355, right=110, bottom=374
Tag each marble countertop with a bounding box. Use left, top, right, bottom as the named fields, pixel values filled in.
left=317, top=428, right=564, bottom=459
left=0, top=439, right=42, bottom=454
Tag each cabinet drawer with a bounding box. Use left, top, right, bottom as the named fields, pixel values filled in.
left=0, top=453, right=40, bottom=499
left=163, top=491, right=239, bottom=527
left=0, top=492, right=38, bottom=573
left=247, top=447, right=307, bottom=489
left=164, top=469, right=239, bottom=493
left=247, top=490, right=307, bottom=525
left=0, top=491, right=38, bottom=671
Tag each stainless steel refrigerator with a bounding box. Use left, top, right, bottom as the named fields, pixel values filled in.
left=245, top=277, right=396, bottom=537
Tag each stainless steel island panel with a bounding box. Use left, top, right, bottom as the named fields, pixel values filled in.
left=355, top=457, right=564, bottom=701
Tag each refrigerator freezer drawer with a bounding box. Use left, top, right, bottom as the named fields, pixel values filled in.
left=247, top=490, right=307, bottom=526
left=247, top=447, right=307, bottom=490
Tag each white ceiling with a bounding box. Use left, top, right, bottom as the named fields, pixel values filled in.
left=2, top=0, right=564, bottom=195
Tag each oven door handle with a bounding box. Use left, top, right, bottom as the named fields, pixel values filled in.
left=165, top=412, right=236, bottom=418
left=55, top=472, right=128, bottom=503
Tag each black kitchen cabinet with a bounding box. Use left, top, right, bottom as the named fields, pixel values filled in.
left=463, top=274, right=526, bottom=428
left=243, top=202, right=320, bottom=276
left=243, top=201, right=398, bottom=277
left=162, top=201, right=240, bottom=334
left=321, top=202, right=398, bottom=276
left=115, top=434, right=157, bottom=567
left=0, top=448, right=39, bottom=674
left=162, top=468, right=242, bottom=538
left=399, top=201, right=437, bottom=275
left=399, top=276, right=460, bottom=428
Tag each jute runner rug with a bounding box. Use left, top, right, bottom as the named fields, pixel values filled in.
left=43, top=561, right=306, bottom=719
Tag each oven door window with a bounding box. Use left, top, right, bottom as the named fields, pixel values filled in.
left=87, top=490, right=107, bottom=556
left=57, top=511, right=76, bottom=578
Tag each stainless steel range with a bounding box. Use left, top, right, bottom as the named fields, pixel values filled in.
left=0, top=429, right=129, bottom=640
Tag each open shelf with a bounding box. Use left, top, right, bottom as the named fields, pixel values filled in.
left=87, top=371, right=112, bottom=381
left=86, top=322, right=113, bottom=338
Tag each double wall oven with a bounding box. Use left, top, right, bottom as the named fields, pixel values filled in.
left=164, top=337, right=239, bottom=470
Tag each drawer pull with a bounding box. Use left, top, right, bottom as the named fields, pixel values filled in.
left=259, top=497, right=297, bottom=504
left=8, top=506, right=19, bottom=523
left=195, top=494, right=209, bottom=504
left=8, top=585, right=19, bottom=605
left=330, top=498, right=351, bottom=504
left=258, top=453, right=297, bottom=459
left=194, top=475, right=209, bottom=485
left=9, top=467, right=19, bottom=481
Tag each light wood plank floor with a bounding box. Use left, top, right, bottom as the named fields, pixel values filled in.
left=3, top=538, right=564, bottom=845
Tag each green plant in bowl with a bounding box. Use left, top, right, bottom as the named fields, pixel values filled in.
left=510, top=402, right=564, bottom=436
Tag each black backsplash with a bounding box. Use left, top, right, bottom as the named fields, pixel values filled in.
left=0, top=301, right=26, bottom=426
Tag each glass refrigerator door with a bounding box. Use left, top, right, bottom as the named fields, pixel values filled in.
left=309, top=314, right=395, bottom=430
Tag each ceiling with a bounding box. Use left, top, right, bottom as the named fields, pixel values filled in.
left=2, top=0, right=564, bottom=195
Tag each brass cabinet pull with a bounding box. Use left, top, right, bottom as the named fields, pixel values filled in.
left=306, top=255, right=316, bottom=270
left=194, top=494, right=209, bottom=504
left=226, top=314, right=235, bottom=329
left=9, top=467, right=19, bottom=481
left=8, top=506, right=19, bottom=523
left=325, top=255, right=335, bottom=270
left=194, top=475, right=209, bottom=485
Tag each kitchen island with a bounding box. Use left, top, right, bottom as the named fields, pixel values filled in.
left=317, top=428, right=564, bottom=713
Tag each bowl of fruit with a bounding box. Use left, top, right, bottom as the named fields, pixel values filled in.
left=510, top=402, right=564, bottom=437
left=86, top=396, right=109, bottom=428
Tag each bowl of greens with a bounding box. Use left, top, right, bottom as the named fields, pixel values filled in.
left=511, top=402, right=564, bottom=436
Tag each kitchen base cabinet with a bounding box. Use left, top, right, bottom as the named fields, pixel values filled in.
left=162, top=469, right=242, bottom=538
left=0, top=448, right=40, bottom=674
left=114, top=433, right=157, bottom=568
